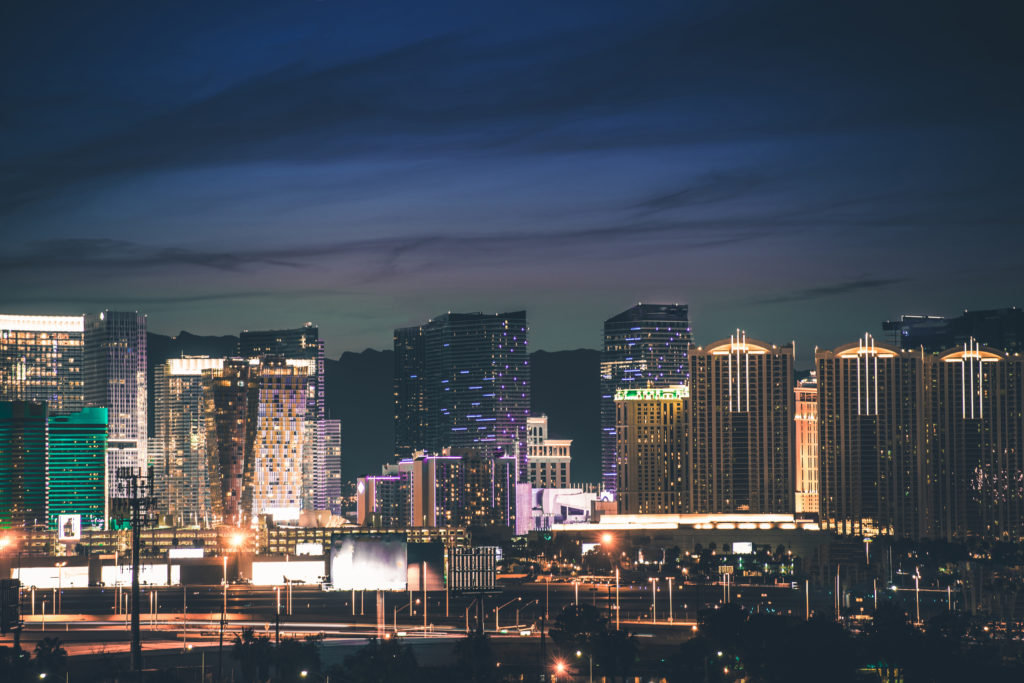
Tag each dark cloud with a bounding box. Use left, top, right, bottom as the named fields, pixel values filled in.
left=756, top=278, right=908, bottom=305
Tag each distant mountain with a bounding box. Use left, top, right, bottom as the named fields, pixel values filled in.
left=146, top=330, right=239, bottom=436
left=529, top=349, right=601, bottom=484
left=146, top=332, right=602, bottom=487
left=324, top=349, right=394, bottom=481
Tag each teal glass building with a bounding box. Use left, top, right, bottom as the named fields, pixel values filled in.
left=48, top=407, right=108, bottom=529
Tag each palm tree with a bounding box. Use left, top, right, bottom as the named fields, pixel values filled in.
left=33, top=637, right=67, bottom=678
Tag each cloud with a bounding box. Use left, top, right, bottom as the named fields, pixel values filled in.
left=755, top=278, right=907, bottom=305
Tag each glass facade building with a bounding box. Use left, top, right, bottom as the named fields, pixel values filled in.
left=47, top=407, right=108, bottom=530
left=395, top=311, right=530, bottom=477
left=0, top=401, right=48, bottom=528
left=601, top=304, right=692, bottom=496
left=153, top=356, right=224, bottom=526
left=238, top=324, right=327, bottom=511
left=0, top=314, right=84, bottom=416
left=84, top=310, right=147, bottom=497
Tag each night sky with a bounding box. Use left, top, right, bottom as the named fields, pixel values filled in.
left=3, top=1, right=1022, bottom=362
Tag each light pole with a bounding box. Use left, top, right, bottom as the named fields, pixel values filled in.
left=495, top=597, right=518, bottom=632
left=914, top=571, right=921, bottom=625
left=615, top=568, right=620, bottom=630
left=574, top=579, right=579, bottom=606
left=394, top=601, right=412, bottom=632
left=864, top=537, right=872, bottom=566
left=667, top=576, right=674, bottom=623
left=649, top=577, right=658, bottom=623
left=517, top=599, right=538, bottom=628
left=575, top=649, right=593, bottom=683
left=55, top=562, right=66, bottom=614
left=545, top=575, right=550, bottom=620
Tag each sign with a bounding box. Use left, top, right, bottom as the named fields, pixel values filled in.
left=733, top=541, right=753, bottom=554
left=58, top=514, right=81, bottom=542
left=614, top=385, right=690, bottom=401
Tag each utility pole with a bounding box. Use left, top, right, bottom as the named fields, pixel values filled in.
left=116, top=466, right=155, bottom=678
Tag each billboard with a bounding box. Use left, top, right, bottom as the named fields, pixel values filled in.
left=252, top=560, right=325, bottom=586
left=732, top=541, right=753, bottom=554
left=58, top=514, right=81, bottom=542
left=329, top=538, right=407, bottom=590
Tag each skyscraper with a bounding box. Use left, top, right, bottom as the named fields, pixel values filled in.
left=794, top=375, right=819, bottom=514
left=817, top=334, right=924, bottom=539
left=84, top=311, right=147, bottom=497
left=882, top=307, right=1024, bottom=353
left=324, top=418, right=342, bottom=515
left=615, top=386, right=690, bottom=514
left=393, top=325, right=427, bottom=459
left=396, top=311, right=530, bottom=474
left=153, top=356, right=224, bottom=526
left=0, top=314, right=84, bottom=415
left=601, top=304, right=691, bottom=496
left=688, top=332, right=794, bottom=514
left=47, top=407, right=108, bottom=530
left=925, top=341, right=1024, bottom=541
left=238, top=324, right=327, bottom=511
left=0, top=401, right=48, bottom=528
left=251, top=357, right=308, bottom=522
left=204, top=359, right=258, bottom=526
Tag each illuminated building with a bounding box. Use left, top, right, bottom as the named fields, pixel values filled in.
left=0, top=401, right=48, bottom=528
left=153, top=356, right=224, bottom=526
left=356, top=474, right=404, bottom=527
left=689, top=333, right=794, bottom=514
left=324, top=418, right=342, bottom=514
left=397, top=312, right=531, bottom=474
left=794, top=375, right=819, bottom=514
left=251, top=358, right=308, bottom=523
left=409, top=449, right=518, bottom=528
left=393, top=325, right=427, bottom=459
left=883, top=307, right=1024, bottom=354
left=204, top=359, right=258, bottom=526
left=527, top=415, right=571, bottom=488
left=47, top=407, right=108, bottom=529
left=816, top=334, right=924, bottom=539
left=238, top=324, right=327, bottom=511
left=601, top=303, right=691, bottom=496
left=615, top=386, right=690, bottom=514
left=84, top=311, right=147, bottom=497
left=925, top=341, right=1024, bottom=541
left=0, top=314, right=84, bottom=415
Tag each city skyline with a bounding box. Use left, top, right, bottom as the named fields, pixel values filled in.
left=3, top=1, right=1021, bottom=357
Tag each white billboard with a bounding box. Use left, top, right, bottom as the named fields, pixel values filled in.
left=329, top=538, right=407, bottom=591
left=168, top=547, right=205, bottom=559
left=251, top=560, right=325, bottom=586
left=733, top=541, right=753, bottom=554
left=101, top=563, right=173, bottom=586
left=13, top=565, right=89, bottom=588
left=58, top=514, right=81, bottom=542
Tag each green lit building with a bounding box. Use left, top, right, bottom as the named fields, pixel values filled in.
left=47, top=407, right=108, bottom=529
left=0, top=401, right=49, bottom=528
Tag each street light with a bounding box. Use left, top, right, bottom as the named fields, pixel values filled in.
left=575, top=649, right=593, bottom=683
left=649, top=577, right=659, bottom=623
left=517, top=599, right=538, bottom=627
left=553, top=660, right=567, bottom=680
left=495, top=597, right=518, bottom=632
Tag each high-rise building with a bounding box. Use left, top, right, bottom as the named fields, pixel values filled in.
left=883, top=307, right=1024, bottom=354
left=409, top=449, right=517, bottom=528
left=794, top=375, right=819, bottom=514
left=47, top=407, right=108, bottom=529
left=615, top=386, right=690, bottom=514
left=816, top=334, right=925, bottom=539
left=689, top=332, right=794, bottom=514
left=601, top=304, right=691, bottom=496
left=356, top=474, right=404, bottom=527
left=324, top=419, right=342, bottom=515
left=526, top=415, right=572, bottom=488
left=0, top=401, right=48, bottom=528
left=204, top=359, right=258, bottom=526
left=84, top=311, right=147, bottom=497
left=153, top=356, right=224, bottom=526
left=393, top=325, right=427, bottom=459
left=238, top=325, right=327, bottom=511
left=251, top=358, right=308, bottom=522
left=0, top=314, right=84, bottom=415
left=395, top=311, right=530, bottom=475
left=925, top=341, right=1024, bottom=541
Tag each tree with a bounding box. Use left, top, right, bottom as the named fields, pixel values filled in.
left=593, top=629, right=637, bottom=682
left=233, top=627, right=274, bottom=683
left=335, top=637, right=419, bottom=683
left=549, top=604, right=608, bottom=655
left=275, top=634, right=322, bottom=682
left=33, top=637, right=67, bottom=678
left=453, top=629, right=499, bottom=683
